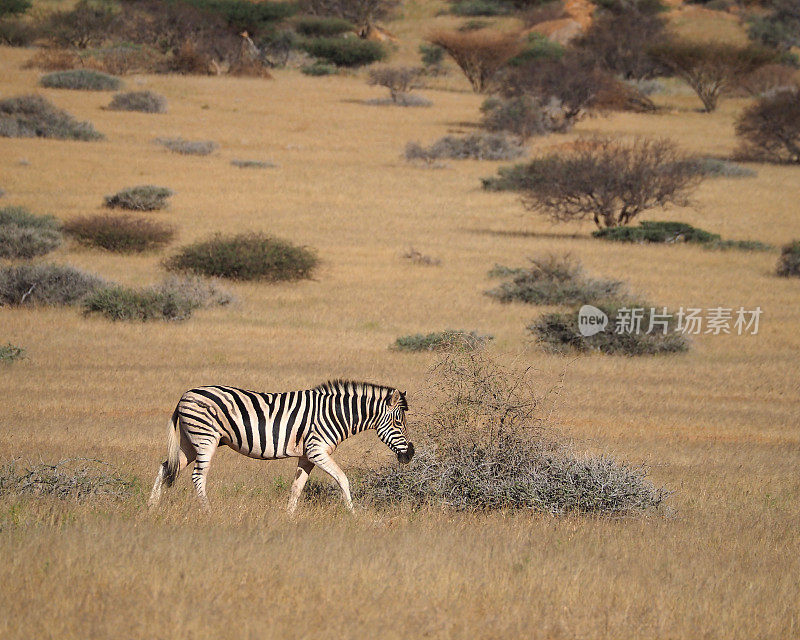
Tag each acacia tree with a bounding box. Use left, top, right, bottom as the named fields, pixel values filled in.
left=427, top=29, right=522, bottom=93
left=651, top=40, right=777, bottom=112
left=735, top=87, right=800, bottom=164
left=518, top=137, right=702, bottom=228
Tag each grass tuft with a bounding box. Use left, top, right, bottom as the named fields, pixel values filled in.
left=0, top=343, right=25, bottom=364
left=0, top=459, right=134, bottom=501
left=230, top=159, right=277, bottom=169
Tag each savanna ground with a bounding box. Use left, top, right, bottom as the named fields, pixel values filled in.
left=1, top=6, right=800, bottom=637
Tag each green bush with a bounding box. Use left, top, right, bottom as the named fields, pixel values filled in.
left=39, top=69, right=122, bottom=91
left=530, top=302, right=689, bottom=355
left=301, top=61, right=338, bottom=75
left=293, top=15, right=354, bottom=37
left=689, top=157, right=756, bottom=178
left=0, top=18, right=38, bottom=46
left=356, top=348, right=670, bottom=514
left=0, top=0, right=31, bottom=19
left=777, top=240, right=800, bottom=277
left=187, top=0, right=298, bottom=34
left=507, top=32, right=564, bottom=66
left=593, top=221, right=720, bottom=244
left=451, top=0, right=512, bottom=16
left=104, top=185, right=173, bottom=211
left=481, top=162, right=536, bottom=191
left=155, top=137, right=218, bottom=155
left=0, top=94, right=103, bottom=141
left=63, top=214, right=175, bottom=253
left=107, top=91, right=167, bottom=113
left=84, top=276, right=233, bottom=322
left=0, top=343, right=25, bottom=364
left=164, top=232, right=318, bottom=281
left=480, top=95, right=562, bottom=140
left=0, top=263, right=106, bottom=306
left=300, top=37, right=386, bottom=67
left=0, top=206, right=62, bottom=259
left=393, top=330, right=492, bottom=352
left=486, top=255, right=623, bottom=305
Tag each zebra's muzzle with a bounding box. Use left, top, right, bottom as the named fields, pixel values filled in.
left=397, top=442, right=414, bottom=464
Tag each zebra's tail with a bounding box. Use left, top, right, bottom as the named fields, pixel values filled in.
left=164, top=405, right=181, bottom=487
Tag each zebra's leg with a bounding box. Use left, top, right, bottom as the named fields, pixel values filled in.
left=309, top=451, right=354, bottom=513
left=191, top=434, right=220, bottom=511
left=287, top=457, right=315, bottom=516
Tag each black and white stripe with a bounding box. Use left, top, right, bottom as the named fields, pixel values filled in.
left=148, top=380, right=413, bottom=512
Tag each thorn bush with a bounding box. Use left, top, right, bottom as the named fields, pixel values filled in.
left=392, top=330, right=493, bottom=352
left=155, top=137, right=218, bottom=155
left=164, top=232, right=318, bottom=281
left=777, top=240, right=800, bottom=277
left=405, top=133, right=525, bottom=162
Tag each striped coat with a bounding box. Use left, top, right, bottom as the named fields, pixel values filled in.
left=148, top=380, right=413, bottom=513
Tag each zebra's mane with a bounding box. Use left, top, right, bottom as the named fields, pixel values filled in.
left=313, top=379, right=405, bottom=408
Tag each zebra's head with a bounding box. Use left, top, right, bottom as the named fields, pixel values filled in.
left=377, top=389, right=414, bottom=464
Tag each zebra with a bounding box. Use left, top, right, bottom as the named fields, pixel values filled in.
left=147, top=380, right=413, bottom=513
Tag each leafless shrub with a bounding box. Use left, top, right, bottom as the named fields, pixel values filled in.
left=519, top=136, right=702, bottom=228
left=650, top=40, right=778, bottom=112
left=734, top=87, right=800, bottom=164
left=355, top=348, right=670, bottom=514
left=107, top=91, right=167, bottom=113
left=401, top=247, right=441, bottom=266
left=367, top=66, right=422, bottom=101
left=481, top=94, right=566, bottom=139
left=0, top=458, right=134, bottom=501
left=22, top=48, right=82, bottom=71
left=63, top=214, right=175, bottom=253
left=427, top=28, right=523, bottom=93
left=737, top=64, right=798, bottom=97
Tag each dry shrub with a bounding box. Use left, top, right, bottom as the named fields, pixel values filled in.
left=480, top=95, right=565, bottom=139
left=0, top=94, right=104, bottom=141
left=107, top=91, right=167, bottom=113
left=776, top=240, right=800, bottom=277
left=518, top=137, right=701, bottom=228
left=486, top=254, right=624, bottom=305
left=405, top=133, right=525, bottom=162
left=228, top=56, right=274, bottom=78
left=155, top=137, right=218, bottom=155
left=39, top=69, right=122, bottom=91
left=81, top=44, right=165, bottom=75
left=367, top=66, right=425, bottom=103
left=401, top=247, right=441, bottom=266
left=0, top=263, right=106, bottom=307
left=63, top=214, right=175, bottom=253
left=164, top=232, right=318, bottom=281
left=165, top=40, right=214, bottom=75
left=22, top=48, right=82, bottom=71
left=0, top=459, right=133, bottom=501
left=735, top=87, right=800, bottom=164
left=427, top=28, right=522, bottom=92
left=0, top=206, right=62, bottom=259
left=104, top=185, right=173, bottom=211
left=83, top=276, right=232, bottom=322
left=737, top=64, right=798, bottom=97
left=231, top=159, right=277, bottom=169
left=355, top=347, right=670, bottom=513
left=392, top=330, right=492, bottom=352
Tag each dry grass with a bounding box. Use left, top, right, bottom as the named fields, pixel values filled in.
left=1, top=31, right=799, bottom=640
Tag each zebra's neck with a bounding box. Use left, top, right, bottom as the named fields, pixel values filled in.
left=311, top=380, right=391, bottom=446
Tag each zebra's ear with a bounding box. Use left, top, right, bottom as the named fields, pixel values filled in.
left=388, top=389, right=402, bottom=407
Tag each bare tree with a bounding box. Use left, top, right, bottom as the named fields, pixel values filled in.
left=368, top=66, right=422, bottom=102
left=427, top=28, right=522, bottom=93
left=519, top=137, right=702, bottom=228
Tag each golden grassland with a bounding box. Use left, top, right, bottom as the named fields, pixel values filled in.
left=1, top=32, right=799, bottom=640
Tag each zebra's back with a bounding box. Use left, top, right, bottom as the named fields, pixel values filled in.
left=180, top=385, right=315, bottom=459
